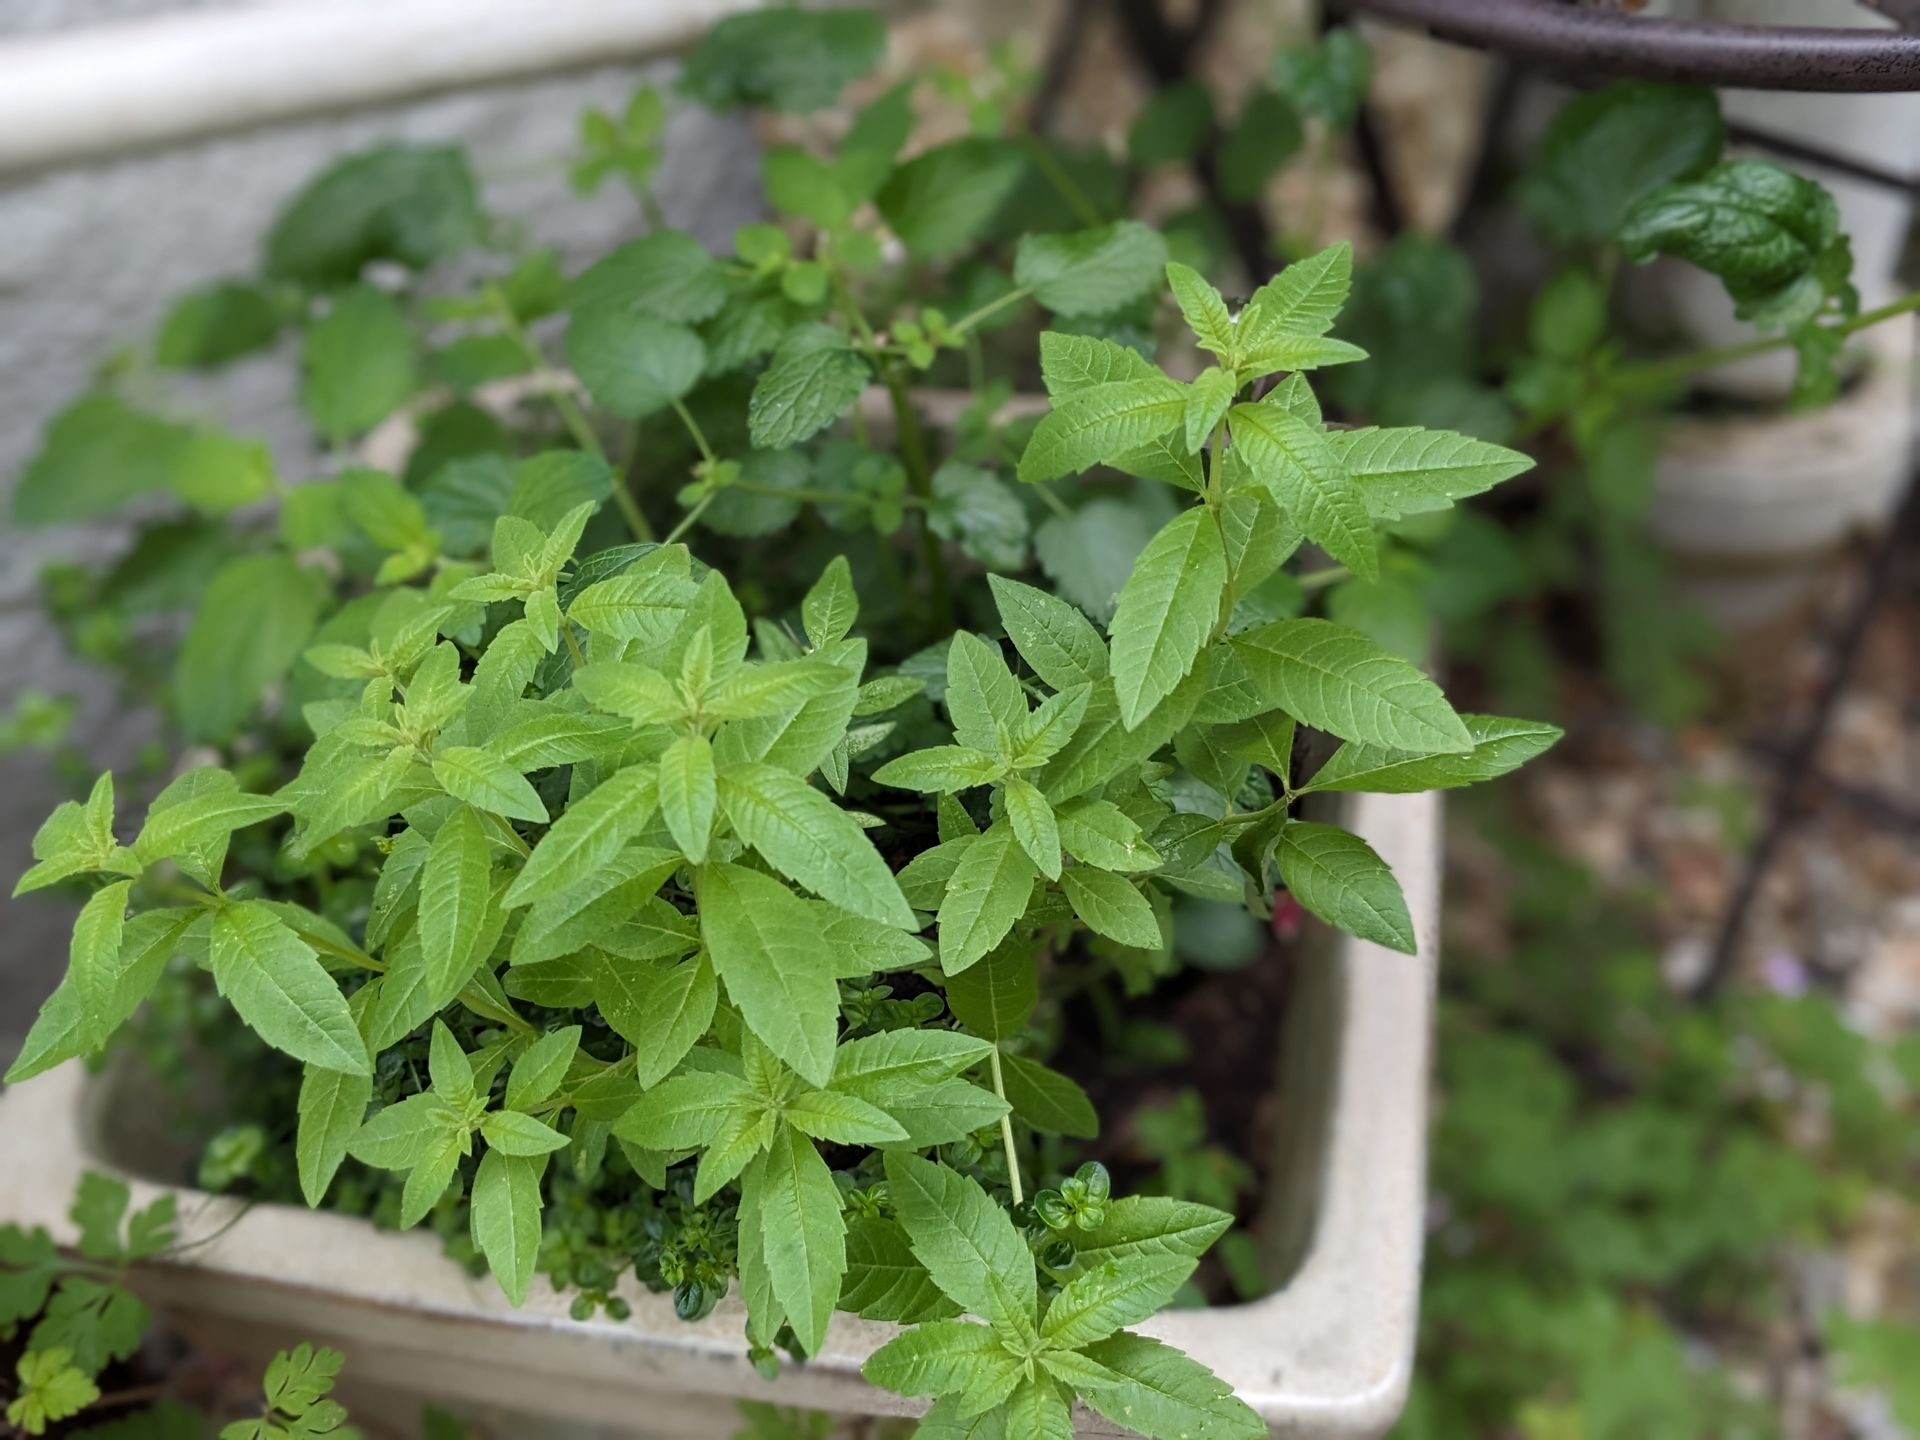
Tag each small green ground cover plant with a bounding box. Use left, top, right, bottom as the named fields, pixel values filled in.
left=1397, top=817, right=1920, bottom=1440
left=4, top=10, right=1571, bottom=1436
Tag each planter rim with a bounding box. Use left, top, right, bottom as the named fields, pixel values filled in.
left=0, top=788, right=1438, bottom=1437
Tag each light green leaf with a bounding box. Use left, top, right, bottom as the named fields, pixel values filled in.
left=747, top=1124, right=847, bottom=1357
left=565, top=229, right=727, bottom=321
left=566, top=308, right=706, bottom=419
left=803, top=556, right=859, bottom=648
left=1042, top=1255, right=1192, bottom=1350
left=1227, top=402, right=1374, bottom=581
left=1231, top=618, right=1471, bottom=753
left=480, top=1110, right=569, bottom=1157
left=431, top=747, right=547, bottom=823
left=66, top=881, right=131, bottom=1043
left=987, top=575, right=1108, bottom=691
left=748, top=324, right=871, bottom=450
left=829, top=1030, right=995, bottom=1105
left=595, top=954, right=717, bottom=1087
left=1005, top=777, right=1061, bottom=880
left=1238, top=241, right=1351, bottom=346
left=566, top=545, right=695, bottom=644
left=937, top=823, right=1039, bottom=976
left=1017, top=378, right=1188, bottom=485
left=1015, top=221, right=1168, bottom=317
left=573, top=661, right=684, bottom=726
left=658, top=734, right=717, bottom=863
left=1272, top=820, right=1415, bottom=954
left=1011, top=684, right=1092, bottom=770
left=720, top=763, right=915, bottom=928
left=1071, top=1196, right=1234, bottom=1269
left=1304, top=714, right=1563, bottom=794
left=1108, top=506, right=1226, bottom=730
left=133, top=786, right=284, bottom=867
left=1060, top=869, right=1161, bottom=949
left=784, top=1089, right=908, bottom=1146
left=872, top=745, right=1005, bottom=794
left=211, top=903, right=369, bottom=1074
left=347, top=1091, right=460, bottom=1170
left=943, top=939, right=1037, bottom=1043
left=611, top=1069, right=750, bottom=1150
left=1166, top=262, right=1236, bottom=357
left=1330, top=426, right=1534, bottom=520
left=1184, top=367, right=1237, bottom=453
left=296, top=1062, right=371, bottom=1207
left=175, top=554, right=323, bottom=743
left=505, top=1025, right=579, bottom=1111
left=1037, top=331, right=1158, bottom=399
left=301, top=285, right=417, bottom=443
left=471, top=1149, right=543, bottom=1305
left=863, top=1320, right=1021, bottom=1412
left=884, top=1152, right=1035, bottom=1330
left=700, top=863, right=841, bottom=1085
left=876, top=137, right=1027, bottom=260
left=842, top=1216, right=961, bottom=1322
left=418, top=806, right=496, bottom=1004
left=1005, top=1378, right=1074, bottom=1440
left=503, top=763, right=659, bottom=907
left=946, top=631, right=1026, bottom=757
left=1043, top=1333, right=1264, bottom=1440
left=1055, top=799, right=1159, bottom=872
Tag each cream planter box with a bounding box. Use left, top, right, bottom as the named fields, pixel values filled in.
left=0, top=789, right=1440, bottom=1439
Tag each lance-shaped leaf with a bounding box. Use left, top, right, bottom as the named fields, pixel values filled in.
left=471, top=1149, right=543, bottom=1305
left=1018, top=378, right=1188, bottom=485
left=1231, top=618, right=1471, bottom=753
left=503, top=763, right=659, bottom=908
left=1108, top=506, right=1226, bottom=730
left=1272, top=820, right=1415, bottom=954
left=1303, top=714, right=1563, bottom=794
left=210, top=902, right=369, bottom=1074
left=742, top=1125, right=846, bottom=1357
left=720, top=763, right=915, bottom=928
left=1330, top=426, right=1534, bottom=520
left=700, top=863, right=841, bottom=1085
left=418, top=806, right=496, bottom=1003
left=884, top=1152, right=1036, bottom=1331
left=937, top=823, right=1038, bottom=975
left=1228, top=403, right=1374, bottom=582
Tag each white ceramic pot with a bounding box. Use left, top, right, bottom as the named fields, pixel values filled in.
left=0, top=787, right=1441, bottom=1440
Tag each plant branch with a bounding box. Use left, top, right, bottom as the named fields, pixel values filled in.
left=988, top=1046, right=1025, bottom=1206
left=1608, top=290, right=1920, bottom=397
left=884, top=365, right=955, bottom=636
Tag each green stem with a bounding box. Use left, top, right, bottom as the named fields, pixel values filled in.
left=1295, top=563, right=1350, bottom=591
left=988, top=1046, right=1025, bottom=1206
left=885, top=365, right=954, bottom=635
left=732, top=480, right=927, bottom=509
left=666, top=493, right=716, bottom=545
left=1608, top=289, right=1920, bottom=397
left=672, top=399, right=717, bottom=465
left=1034, top=482, right=1075, bottom=521
left=562, top=622, right=588, bottom=670
left=951, top=286, right=1033, bottom=337
left=489, top=286, right=607, bottom=464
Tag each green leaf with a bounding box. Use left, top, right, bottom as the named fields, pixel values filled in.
left=566, top=308, right=706, bottom=419
left=7, top=910, right=195, bottom=1084
left=1272, top=820, right=1415, bottom=954
left=745, top=1126, right=847, bottom=1356
left=842, top=1217, right=961, bottom=1322
left=1037, top=331, right=1158, bottom=398
left=1071, top=1196, right=1234, bottom=1269
left=431, top=747, right=547, bottom=823
left=210, top=903, right=369, bottom=1074
left=611, top=1069, right=750, bottom=1150
left=1218, top=90, right=1304, bottom=204
left=486, top=710, right=629, bottom=771
left=480, top=1110, right=569, bottom=1157
left=573, top=661, right=684, bottom=726
left=877, top=138, right=1028, bottom=260
left=1041, top=1254, right=1193, bottom=1350
left=1231, top=618, right=1471, bottom=753
left=679, top=7, right=884, bottom=113
left=418, top=806, right=496, bottom=1005
left=1184, top=367, right=1237, bottom=454
left=1108, top=506, right=1226, bottom=730
left=802, top=555, right=859, bottom=648
left=1271, top=26, right=1372, bottom=127
left=1129, top=80, right=1214, bottom=168
left=1006, top=1379, right=1074, bottom=1440
left=1005, top=778, right=1061, bottom=880
left=1060, top=869, right=1161, bottom=949
left=946, top=632, right=1026, bottom=757
left=988, top=575, right=1108, bottom=691
left=505, top=1025, right=580, bottom=1111
left=863, top=1320, right=1022, bottom=1413
left=595, top=954, right=717, bottom=1087
left=938, top=823, right=1039, bottom=976
left=565, top=230, right=727, bottom=323
left=1015, top=221, right=1168, bottom=317
left=658, top=734, right=717, bottom=863
left=928, top=463, right=1030, bottom=571
left=1621, top=159, right=1842, bottom=324
left=170, top=429, right=276, bottom=514
left=1238, top=241, right=1351, bottom=348
left=1330, top=426, right=1534, bottom=520
left=348, top=1092, right=460, bottom=1170
left=1520, top=80, right=1723, bottom=243
left=872, top=746, right=1005, bottom=794
left=301, top=285, right=417, bottom=444
left=1012, top=684, right=1091, bottom=771
left=884, top=1152, right=1035, bottom=1330
left=1043, top=1333, right=1264, bottom=1440
left=155, top=280, right=282, bottom=369
left=830, top=1030, right=995, bottom=1104
left=1017, top=378, right=1188, bottom=485
left=1303, top=713, right=1563, bottom=794
left=1000, top=1053, right=1097, bottom=1140
left=1227, top=403, right=1374, bottom=581
left=719, top=763, right=915, bottom=928
left=503, top=763, right=659, bottom=907
left=471, top=1150, right=543, bottom=1305
left=174, top=555, right=323, bottom=743
left=10, top=393, right=192, bottom=526
left=748, top=324, right=871, bottom=450
left=296, top=1061, right=371, bottom=1207
left=266, top=143, right=482, bottom=285
left=1055, top=799, right=1159, bottom=873
left=700, top=863, right=841, bottom=1085
left=66, top=881, right=131, bottom=1045
left=8, top=1348, right=100, bottom=1432
left=784, top=1089, right=907, bottom=1146
left=944, top=938, right=1037, bottom=1042
left=916, top=1398, right=1012, bottom=1440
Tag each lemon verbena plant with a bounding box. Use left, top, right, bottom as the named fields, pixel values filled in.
left=8, top=11, right=1559, bottom=1438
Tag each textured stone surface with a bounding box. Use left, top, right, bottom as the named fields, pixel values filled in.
left=0, top=4, right=762, bottom=1059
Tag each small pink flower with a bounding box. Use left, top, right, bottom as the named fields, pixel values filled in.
left=1274, top=894, right=1305, bottom=941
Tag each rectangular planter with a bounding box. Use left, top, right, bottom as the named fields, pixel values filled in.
left=0, top=788, right=1440, bottom=1439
